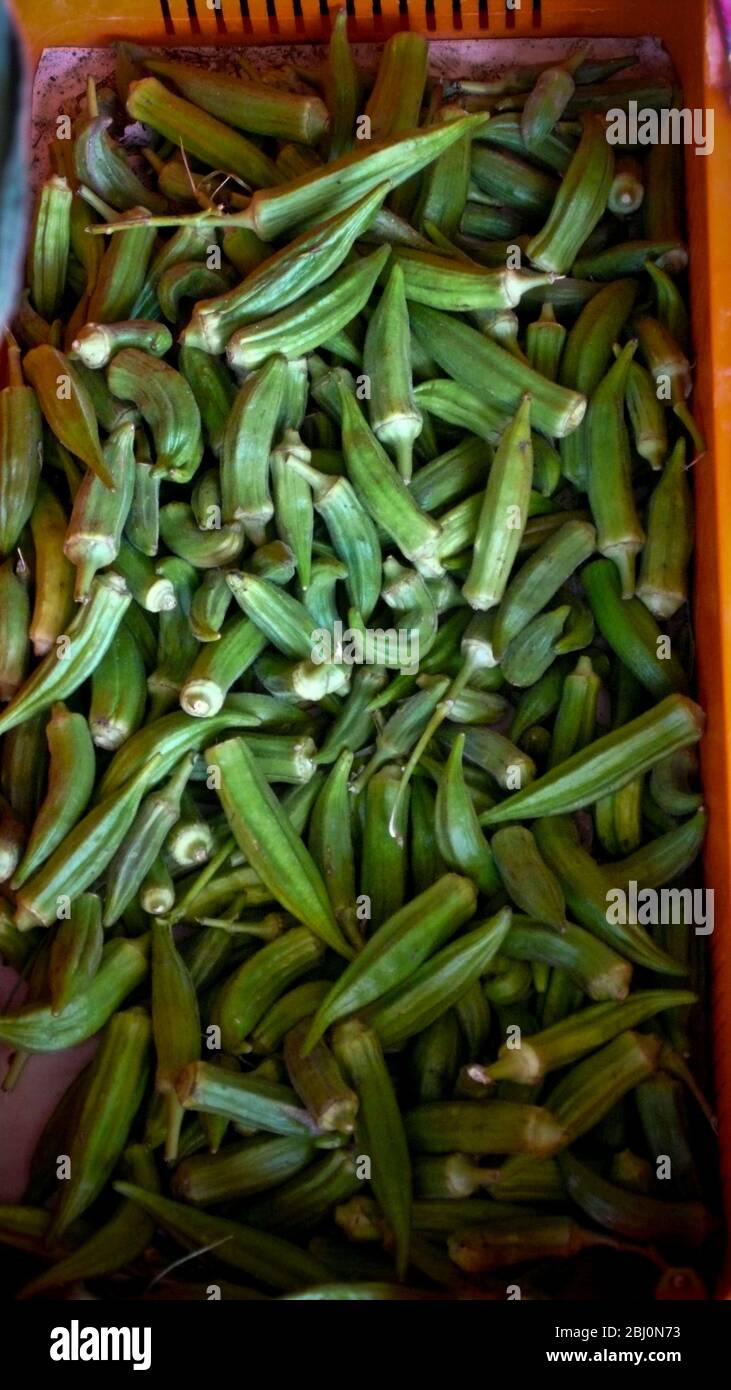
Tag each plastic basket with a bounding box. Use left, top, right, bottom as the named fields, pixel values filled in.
left=12, top=0, right=731, bottom=1296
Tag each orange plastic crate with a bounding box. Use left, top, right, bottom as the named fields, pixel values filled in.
left=12, top=0, right=731, bottom=1295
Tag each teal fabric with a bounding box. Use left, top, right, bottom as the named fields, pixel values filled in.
left=0, top=2, right=29, bottom=335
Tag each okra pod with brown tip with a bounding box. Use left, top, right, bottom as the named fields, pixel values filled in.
left=544, top=1030, right=661, bottom=1149
left=285, top=1017, right=358, bottom=1135
left=448, top=1214, right=630, bottom=1274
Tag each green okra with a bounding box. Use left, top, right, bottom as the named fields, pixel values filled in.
left=48, top=1007, right=151, bottom=1238
left=11, top=704, right=95, bottom=889
left=525, top=302, right=567, bottom=383
left=178, top=346, right=237, bottom=459
left=559, top=1151, right=712, bottom=1248
left=226, top=247, right=390, bottom=373
left=521, top=53, right=585, bottom=153
left=484, top=989, right=696, bottom=1087
left=462, top=396, right=533, bottom=611
left=184, top=185, right=388, bottom=355
left=72, top=319, right=172, bottom=369
left=410, top=1010, right=461, bottom=1104
left=107, top=348, right=203, bottom=484
left=586, top=341, right=645, bottom=597
left=245, top=1148, right=362, bottom=1235
left=441, top=724, right=536, bottom=793
left=410, top=436, right=489, bottom=514
left=14, top=753, right=159, bottom=930
left=372, top=908, right=512, bottom=1051
left=333, top=1018, right=412, bottom=1279
left=124, top=459, right=160, bottom=557
left=19, top=1144, right=160, bottom=1299
left=0, top=934, right=148, bottom=1049
left=26, top=176, right=72, bottom=321
left=0, top=571, right=131, bottom=739
left=75, top=111, right=167, bottom=213
left=447, top=1215, right=629, bottom=1275
left=364, top=262, right=422, bottom=481
left=221, top=355, right=288, bottom=542
left=533, top=814, right=692, bottom=976
left=637, top=438, right=694, bottom=620
left=414, top=378, right=507, bottom=446
left=338, top=382, right=443, bottom=577
left=172, top=1135, right=315, bottom=1206
left=511, top=659, right=570, bottom=745
left=499, top=917, right=632, bottom=1003
left=285, top=1017, right=359, bottom=1136
left=360, top=765, right=410, bottom=928
left=355, top=678, right=449, bottom=792
left=270, top=431, right=314, bottom=592
left=159, top=502, right=244, bottom=569
left=189, top=569, right=232, bottom=643
left=308, top=751, right=360, bottom=952
left=87, top=211, right=157, bottom=325
left=404, top=1100, right=565, bottom=1158
left=207, top=735, right=353, bottom=959
left=645, top=259, right=689, bottom=352
left=526, top=114, right=613, bottom=273
left=226, top=572, right=317, bottom=662
left=156, top=260, right=235, bottom=325
left=470, top=146, right=558, bottom=218
left=150, top=917, right=201, bottom=1161
left=146, top=557, right=199, bottom=720
left=393, top=249, right=554, bottom=314
left=491, top=826, right=568, bottom=932
left=0, top=557, right=29, bottom=702
left=558, top=277, right=637, bottom=490
left=103, top=754, right=195, bottom=926
left=315, top=665, right=386, bottom=766
left=23, top=344, right=111, bottom=488
left=116, top=1180, right=328, bottom=1291
left=414, top=105, right=472, bottom=238
left=213, top=927, right=326, bottom=1056
left=572, top=239, right=688, bottom=280
left=289, top=456, right=381, bottom=622
left=126, top=77, right=279, bottom=189
left=544, top=1030, right=662, bottom=1150
left=500, top=604, right=570, bottom=688
left=145, top=54, right=328, bottom=146
left=27, top=482, right=74, bottom=657
left=324, top=8, right=359, bottom=160
left=491, top=519, right=596, bottom=660
left=180, top=617, right=268, bottom=719
left=649, top=747, right=701, bottom=819
left=176, top=1061, right=320, bottom=1140
left=410, top=304, right=586, bottom=439
left=548, top=655, right=600, bottom=768
left=114, top=538, right=176, bottom=610
left=623, top=353, right=669, bottom=472
left=303, top=873, right=477, bottom=1053
left=582, top=557, right=688, bottom=697
left=64, top=421, right=136, bottom=601
left=434, top=734, right=500, bottom=895
left=48, top=892, right=104, bottom=1017
left=480, top=695, right=704, bottom=826
left=89, top=618, right=147, bottom=750
left=250, top=982, right=332, bottom=1056
left=139, top=856, right=176, bottom=917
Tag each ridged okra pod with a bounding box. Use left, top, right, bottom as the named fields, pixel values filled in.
left=491, top=518, right=596, bottom=659
left=480, top=695, right=704, bottom=827
left=26, top=177, right=72, bottom=321
left=582, top=557, right=687, bottom=698
left=544, top=1030, right=662, bottom=1149
left=363, top=262, right=422, bottom=481
left=303, top=873, right=477, bottom=1052
left=0, top=936, right=149, bottom=1051
left=107, top=349, right=203, bottom=484
left=213, top=926, right=326, bottom=1055
left=0, top=571, right=131, bottom=739
left=0, top=340, right=43, bottom=556
left=64, top=422, right=136, bottom=601
left=48, top=892, right=104, bottom=1017
left=333, top=1018, right=412, bottom=1279
left=586, top=340, right=645, bottom=597
left=207, top=735, right=353, bottom=959
left=103, top=754, right=195, bottom=926
left=526, top=115, right=613, bottom=273
left=126, top=77, right=279, bottom=189
left=558, top=277, right=637, bottom=490
left=23, top=347, right=110, bottom=487
left=285, top=1017, right=358, bottom=1135
left=11, top=704, right=95, bottom=889
left=221, top=354, right=288, bottom=541
left=637, top=438, right=693, bottom=619
left=434, top=735, right=500, bottom=895
left=48, top=1007, right=151, bottom=1239
left=462, top=397, right=533, bottom=611
left=28, top=483, right=75, bottom=656
left=89, top=618, right=147, bottom=750
left=144, top=54, right=328, bottom=146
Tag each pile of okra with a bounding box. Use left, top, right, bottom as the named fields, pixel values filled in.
left=0, top=22, right=718, bottom=1301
